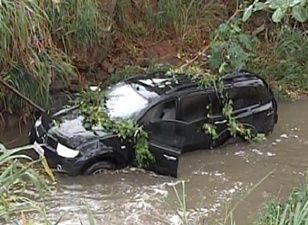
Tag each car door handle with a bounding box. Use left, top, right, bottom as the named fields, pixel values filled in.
left=163, top=154, right=177, bottom=161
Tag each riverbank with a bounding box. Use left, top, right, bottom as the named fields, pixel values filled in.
left=0, top=1, right=307, bottom=117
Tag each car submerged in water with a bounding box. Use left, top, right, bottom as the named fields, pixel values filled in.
left=30, top=70, right=278, bottom=177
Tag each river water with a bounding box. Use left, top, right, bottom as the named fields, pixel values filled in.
left=1, top=100, right=307, bottom=225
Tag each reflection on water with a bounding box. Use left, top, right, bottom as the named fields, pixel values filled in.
left=1, top=100, right=308, bottom=225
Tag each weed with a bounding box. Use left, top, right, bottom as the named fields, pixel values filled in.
left=172, top=181, right=189, bottom=225
left=0, top=143, right=52, bottom=221
left=0, top=0, right=111, bottom=114
left=115, top=0, right=227, bottom=47
left=258, top=184, right=308, bottom=225
left=248, top=27, right=308, bottom=97
left=0, top=0, right=77, bottom=113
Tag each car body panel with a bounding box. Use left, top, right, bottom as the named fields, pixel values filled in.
left=29, top=70, right=278, bottom=177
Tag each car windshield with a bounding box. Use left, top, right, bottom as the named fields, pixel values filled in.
left=105, top=82, right=159, bottom=120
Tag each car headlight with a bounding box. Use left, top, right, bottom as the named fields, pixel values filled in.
left=35, top=116, right=42, bottom=127
left=56, top=143, right=79, bottom=158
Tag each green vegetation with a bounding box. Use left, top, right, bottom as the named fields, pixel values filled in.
left=209, top=20, right=259, bottom=74
left=258, top=185, right=308, bottom=225
left=0, top=143, right=98, bottom=224
left=242, top=0, right=308, bottom=99
left=115, top=0, right=227, bottom=46
left=243, top=0, right=308, bottom=23
left=0, top=0, right=307, bottom=115
left=249, top=27, right=308, bottom=99
left=0, top=143, right=51, bottom=221
left=170, top=179, right=308, bottom=225
left=0, top=1, right=307, bottom=223
left=0, top=0, right=109, bottom=113
left=76, top=90, right=154, bottom=167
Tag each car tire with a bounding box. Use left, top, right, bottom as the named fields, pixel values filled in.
left=84, top=161, right=116, bottom=175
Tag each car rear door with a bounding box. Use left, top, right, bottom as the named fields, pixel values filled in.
left=178, top=90, right=230, bottom=151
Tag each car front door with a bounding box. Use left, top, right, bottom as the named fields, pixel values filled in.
left=140, top=98, right=185, bottom=177
left=178, top=91, right=215, bottom=152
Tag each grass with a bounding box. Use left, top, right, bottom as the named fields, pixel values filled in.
left=1, top=0, right=306, bottom=115
left=172, top=181, right=189, bottom=225
left=170, top=176, right=308, bottom=225
left=114, top=0, right=227, bottom=47
left=0, top=143, right=51, bottom=221
left=0, top=0, right=109, bottom=114
left=248, top=27, right=308, bottom=100
left=258, top=185, right=308, bottom=225
left=0, top=142, right=97, bottom=225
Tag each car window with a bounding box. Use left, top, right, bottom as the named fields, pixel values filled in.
left=228, top=86, right=268, bottom=110
left=179, top=93, right=210, bottom=122
left=105, top=82, right=150, bottom=120
left=141, top=99, right=177, bottom=125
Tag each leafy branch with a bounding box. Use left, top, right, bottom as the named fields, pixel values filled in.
left=170, top=66, right=264, bottom=142
left=209, top=20, right=258, bottom=74
left=76, top=90, right=154, bottom=168
left=243, top=0, right=308, bottom=23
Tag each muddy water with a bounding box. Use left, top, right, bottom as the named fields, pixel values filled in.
left=1, top=100, right=308, bottom=225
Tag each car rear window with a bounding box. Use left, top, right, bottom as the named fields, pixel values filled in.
left=228, top=85, right=271, bottom=110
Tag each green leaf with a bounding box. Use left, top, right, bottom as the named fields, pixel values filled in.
left=292, top=5, right=308, bottom=22
left=289, top=0, right=302, bottom=7
left=268, top=0, right=286, bottom=9
left=272, top=7, right=286, bottom=22
left=242, top=4, right=253, bottom=22
left=254, top=2, right=267, bottom=11
left=238, top=33, right=253, bottom=50
left=209, top=44, right=223, bottom=70
left=218, top=62, right=228, bottom=74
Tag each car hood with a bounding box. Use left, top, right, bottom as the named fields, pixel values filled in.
left=48, top=106, right=110, bottom=149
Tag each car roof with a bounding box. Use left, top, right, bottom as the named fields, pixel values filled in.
left=124, top=70, right=265, bottom=97
left=124, top=71, right=196, bottom=95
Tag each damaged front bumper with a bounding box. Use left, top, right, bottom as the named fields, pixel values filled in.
left=33, top=141, right=83, bottom=176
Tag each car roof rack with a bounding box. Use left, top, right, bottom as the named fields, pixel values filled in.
left=165, top=83, right=199, bottom=94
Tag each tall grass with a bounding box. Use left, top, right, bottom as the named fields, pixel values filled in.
left=248, top=27, right=308, bottom=99
left=51, top=0, right=109, bottom=65
left=115, top=0, right=227, bottom=46
left=172, top=181, right=189, bottom=225
left=0, top=142, right=99, bottom=224
left=0, top=143, right=51, bottom=221
left=0, top=0, right=108, bottom=113
left=258, top=185, right=308, bottom=225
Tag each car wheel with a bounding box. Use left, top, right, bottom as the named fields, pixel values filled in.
left=84, top=161, right=116, bottom=175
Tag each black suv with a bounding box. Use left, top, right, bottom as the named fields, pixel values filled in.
left=30, top=71, right=278, bottom=177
